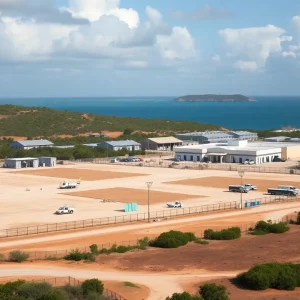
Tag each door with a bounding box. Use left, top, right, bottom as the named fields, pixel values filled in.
left=239, top=158, right=242, bottom=163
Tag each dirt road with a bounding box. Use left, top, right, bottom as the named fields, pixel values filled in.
left=0, top=264, right=237, bottom=300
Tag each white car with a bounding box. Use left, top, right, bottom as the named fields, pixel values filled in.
left=167, top=201, right=183, bottom=208
left=244, top=184, right=257, bottom=190
left=55, top=205, right=75, bottom=215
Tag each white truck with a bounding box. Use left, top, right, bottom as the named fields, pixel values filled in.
left=167, top=201, right=183, bottom=208
left=59, top=178, right=81, bottom=189
left=244, top=184, right=257, bottom=190
left=278, top=185, right=299, bottom=194
left=55, top=205, right=75, bottom=215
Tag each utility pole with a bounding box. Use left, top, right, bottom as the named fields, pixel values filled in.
left=238, top=170, right=245, bottom=209
left=146, top=182, right=153, bottom=222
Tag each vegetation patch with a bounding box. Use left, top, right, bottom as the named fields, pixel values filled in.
left=237, top=262, right=300, bottom=291
left=150, top=231, right=197, bottom=248
left=0, top=278, right=111, bottom=300
left=204, top=227, right=241, bottom=240
left=249, top=221, right=289, bottom=235
left=123, top=282, right=140, bottom=288
left=289, top=212, right=300, bottom=225
left=8, top=250, right=29, bottom=263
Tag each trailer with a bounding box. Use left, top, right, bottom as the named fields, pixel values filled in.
left=267, top=188, right=297, bottom=196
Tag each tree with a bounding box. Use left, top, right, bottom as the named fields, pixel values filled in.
left=199, top=283, right=230, bottom=300
left=166, top=292, right=203, bottom=300
left=123, top=128, right=133, bottom=135
left=81, top=279, right=104, bottom=296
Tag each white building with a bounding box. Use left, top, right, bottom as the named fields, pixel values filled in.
left=10, top=139, right=54, bottom=150
left=141, top=137, right=183, bottom=151
left=174, top=140, right=283, bottom=164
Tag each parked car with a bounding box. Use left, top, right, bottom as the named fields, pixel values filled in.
left=244, top=184, right=257, bottom=190
left=55, top=205, right=75, bottom=215
left=249, top=160, right=255, bottom=165
left=243, top=160, right=249, bottom=164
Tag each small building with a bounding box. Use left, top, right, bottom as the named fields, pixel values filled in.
left=38, top=157, right=57, bottom=167
left=141, top=137, right=183, bottom=151
left=98, top=140, right=141, bottom=151
left=10, top=139, right=54, bottom=150
left=4, top=157, right=39, bottom=169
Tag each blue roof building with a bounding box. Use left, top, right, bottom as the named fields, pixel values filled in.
left=10, top=139, right=54, bottom=150
left=98, top=140, right=141, bottom=151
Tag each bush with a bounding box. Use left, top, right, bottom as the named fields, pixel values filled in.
left=250, top=221, right=289, bottom=235
left=89, top=244, right=99, bottom=255
left=194, top=238, right=209, bottom=245
left=81, top=279, right=104, bottom=296
left=237, top=262, right=300, bottom=291
left=199, top=283, right=230, bottom=300
left=204, top=227, right=241, bottom=240
left=0, top=253, right=5, bottom=262
left=8, top=250, right=29, bottom=263
left=166, top=291, right=203, bottom=300
left=137, top=237, right=150, bottom=250
left=37, top=289, right=66, bottom=300
left=151, top=231, right=196, bottom=248
left=64, top=249, right=95, bottom=262
left=18, top=282, right=53, bottom=299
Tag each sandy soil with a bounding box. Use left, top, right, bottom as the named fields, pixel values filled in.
left=101, top=131, right=123, bottom=138
left=181, top=277, right=300, bottom=300
left=167, top=176, right=300, bottom=192
left=13, top=168, right=147, bottom=181
left=94, top=225, right=300, bottom=273
left=65, top=187, right=204, bottom=205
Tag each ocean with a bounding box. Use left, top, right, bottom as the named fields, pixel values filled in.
left=0, top=96, right=299, bottom=130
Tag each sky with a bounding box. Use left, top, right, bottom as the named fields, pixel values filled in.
left=0, top=0, right=300, bottom=97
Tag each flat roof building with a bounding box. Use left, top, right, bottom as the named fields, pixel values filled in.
left=4, top=157, right=39, bottom=169
left=141, top=137, right=182, bottom=151
left=174, top=140, right=300, bottom=164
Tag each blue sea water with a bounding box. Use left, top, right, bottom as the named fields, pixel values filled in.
left=0, top=96, right=299, bottom=130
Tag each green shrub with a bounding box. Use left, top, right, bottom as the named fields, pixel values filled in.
left=64, top=249, right=95, bottom=261
left=204, top=227, right=241, bottom=240
left=151, top=231, right=195, bottom=248
left=250, top=221, right=289, bottom=235
left=199, top=283, right=230, bottom=300
left=194, top=238, right=209, bottom=245
left=81, top=279, right=104, bottom=296
left=89, top=244, right=99, bottom=255
left=166, top=291, right=203, bottom=300
left=18, top=282, right=52, bottom=299
left=237, top=262, right=300, bottom=291
left=137, top=237, right=150, bottom=250
left=37, top=289, right=66, bottom=300
left=8, top=250, right=29, bottom=263
left=0, top=280, right=25, bottom=295
left=0, top=253, right=5, bottom=262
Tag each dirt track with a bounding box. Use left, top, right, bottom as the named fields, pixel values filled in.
left=14, top=168, right=147, bottom=181
left=167, top=176, right=300, bottom=192
left=65, top=187, right=204, bottom=205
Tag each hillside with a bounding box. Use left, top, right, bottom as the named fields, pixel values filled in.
left=0, top=105, right=221, bottom=137
left=174, top=94, right=255, bottom=102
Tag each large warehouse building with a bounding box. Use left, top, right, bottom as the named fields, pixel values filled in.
left=174, top=140, right=300, bottom=164
left=176, top=131, right=258, bottom=144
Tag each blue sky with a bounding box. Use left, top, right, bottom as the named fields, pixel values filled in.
left=1, top=0, right=300, bottom=97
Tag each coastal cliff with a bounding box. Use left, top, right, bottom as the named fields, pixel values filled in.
left=174, top=94, right=255, bottom=102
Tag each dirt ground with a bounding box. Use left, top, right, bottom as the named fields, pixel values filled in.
left=181, top=277, right=300, bottom=300
left=167, top=176, right=300, bottom=192
left=95, top=225, right=300, bottom=273
left=64, top=187, right=204, bottom=205
left=14, top=168, right=147, bottom=181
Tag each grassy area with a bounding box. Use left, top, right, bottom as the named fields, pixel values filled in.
left=123, top=282, right=140, bottom=288
left=0, top=104, right=221, bottom=137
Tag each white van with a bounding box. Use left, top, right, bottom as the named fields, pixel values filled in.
left=278, top=185, right=299, bottom=194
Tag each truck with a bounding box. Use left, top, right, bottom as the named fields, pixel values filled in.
left=55, top=205, right=75, bottom=214
left=229, top=185, right=250, bottom=193
left=278, top=185, right=299, bottom=194
left=59, top=178, right=81, bottom=189
left=267, top=188, right=297, bottom=196
left=244, top=184, right=257, bottom=190
left=167, top=201, right=183, bottom=208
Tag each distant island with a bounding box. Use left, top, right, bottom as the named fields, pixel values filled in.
left=174, top=94, right=256, bottom=102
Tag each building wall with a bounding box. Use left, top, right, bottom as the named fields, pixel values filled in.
left=39, top=157, right=57, bottom=167
left=282, top=145, right=300, bottom=160
left=4, top=159, right=19, bottom=169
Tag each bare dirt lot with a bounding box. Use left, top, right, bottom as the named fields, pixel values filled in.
left=14, top=168, right=147, bottom=181
left=64, top=187, right=204, bottom=205
left=96, top=225, right=300, bottom=273
left=182, top=277, right=300, bottom=300
left=167, top=176, right=300, bottom=192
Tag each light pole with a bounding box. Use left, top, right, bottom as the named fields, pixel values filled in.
left=146, top=182, right=153, bottom=222
left=238, top=170, right=245, bottom=209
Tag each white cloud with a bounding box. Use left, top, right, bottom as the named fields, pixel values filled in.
left=219, top=25, right=292, bottom=71
left=0, top=2, right=196, bottom=68
left=155, top=26, right=196, bottom=61
left=234, top=60, right=258, bottom=72
left=65, top=0, right=139, bottom=28
left=292, top=15, right=300, bottom=31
